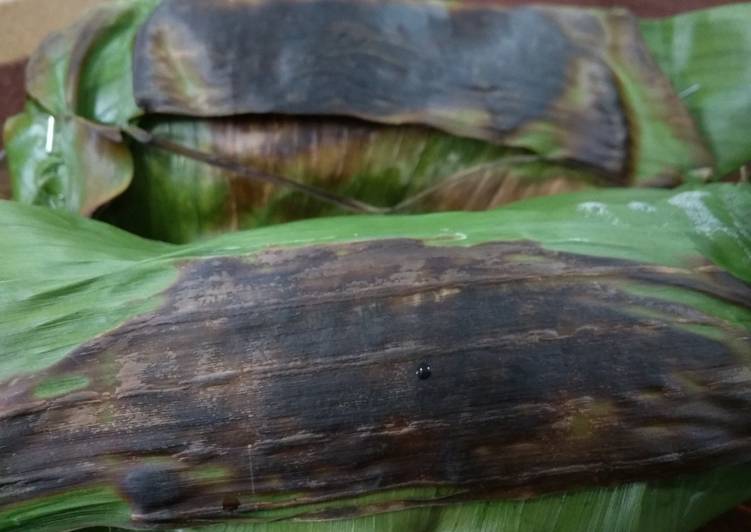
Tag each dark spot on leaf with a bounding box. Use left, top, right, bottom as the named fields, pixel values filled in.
left=119, top=464, right=186, bottom=513
left=222, top=495, right=240, bottom=512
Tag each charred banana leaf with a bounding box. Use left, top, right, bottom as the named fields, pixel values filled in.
left=4, top=1, right=751, bottom=242
left=1, top=184, right=750, bottom=531
left=132, top=0, right=703, bottom=178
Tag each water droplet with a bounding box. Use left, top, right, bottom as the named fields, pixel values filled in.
left=416, top=362, right=431, bottom=380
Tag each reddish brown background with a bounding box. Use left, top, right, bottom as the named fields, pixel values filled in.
left=0, top=59, right=24, bottom=199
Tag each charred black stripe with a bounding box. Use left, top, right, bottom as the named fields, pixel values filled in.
left=1, top=240, right=750, bottom=525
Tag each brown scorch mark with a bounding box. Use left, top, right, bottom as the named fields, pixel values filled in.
left=0, top=239, right=749, bottom=525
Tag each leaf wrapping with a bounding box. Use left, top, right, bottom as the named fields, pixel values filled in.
left=1, top=184, right=750, bottom=530
left=8, top=1, right=751, bottom=242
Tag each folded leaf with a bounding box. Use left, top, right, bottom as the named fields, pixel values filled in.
left=640, top=2, right=751, bottom=176
left=3, top=100, right=132, bottom=215
left=134, top=0, right=707, bottom=179
left=9, top=1, right=751, bottom=243
left=2, top=0, right=156, bottom=214
left=100, top=116, right=595, bottom=243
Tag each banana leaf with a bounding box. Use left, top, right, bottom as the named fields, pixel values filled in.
left=640, top=8, right=751, bottom=177
left=4, top=1, right=751, bottom=243
left=1, top=183, right=750, bottom=531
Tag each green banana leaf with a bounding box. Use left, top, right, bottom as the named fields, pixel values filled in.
left=5, top=1, right=751, bottom=243
left=2, top=0, right=157, bottom=215
left=640, top=7, right=751, bottom=177
left=1, top=183, right=750, bottom=531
